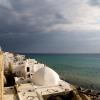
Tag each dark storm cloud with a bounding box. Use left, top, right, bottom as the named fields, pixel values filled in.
left=0, top=5, right=32, bottom=33
left=0, top=0, right=100, bottom=53
left=0, top=0, right=67, bottom=34
left=0, top=32, right=57, bottom=53
left=1, top=30, right=100, bottom=53
left=0, top=0, right=70, bottom=53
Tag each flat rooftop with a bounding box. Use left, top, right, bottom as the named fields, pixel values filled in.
left=16, top=80, right=72, bottom=100
left=4, top=86, right=17, bottom=100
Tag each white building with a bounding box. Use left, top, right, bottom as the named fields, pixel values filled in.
left=32, top=67, right=60, bottom=86
left=4, top=52, right=14, bottom=71
left=21, top=59, right=44, bottom=78
left=12, top=61, right=25, bottom=77
left=11, top=58, right=45, bottom=78
left=4, top=52, right=75, bottom=100
left=15, top=67, right=73, bottom=100
left=15, top=54, right=25, bottom=62
left=4, top=52, right=46, bottom=80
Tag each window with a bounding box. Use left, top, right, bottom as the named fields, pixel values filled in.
left=27, top=67, right=30, bottom=72
left=27, top=74, right=30, bottom=78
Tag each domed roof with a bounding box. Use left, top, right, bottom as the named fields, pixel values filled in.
left=32, top=67, right=60, bottom=86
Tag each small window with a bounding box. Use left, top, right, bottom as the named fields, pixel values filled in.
left=27, top=74, right=30, bottom=78
left=27, top=67, right=30, bottom=72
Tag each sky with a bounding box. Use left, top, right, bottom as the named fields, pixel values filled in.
left=0, top=0, right=100, bottom=53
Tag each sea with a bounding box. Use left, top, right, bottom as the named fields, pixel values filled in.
left=24, top=54, right=100, bottom=91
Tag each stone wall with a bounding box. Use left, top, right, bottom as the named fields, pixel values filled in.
left=0, top=52, right=4, bottom=100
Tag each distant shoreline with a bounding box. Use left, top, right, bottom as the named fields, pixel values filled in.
left=4, top=51, right=100, bottom=55
left=20, top=53, right=100, bottom=55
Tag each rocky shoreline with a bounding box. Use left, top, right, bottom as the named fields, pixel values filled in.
left=74, top=86, right=100, bottom=100
left=62, top=77, right=100, bottom=100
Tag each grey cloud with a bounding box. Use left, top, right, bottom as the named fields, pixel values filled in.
left=0, top=29, right=100, bottom=53
left=0, top=0, right=69, bottom=52
left=0, top=5, right=32, bottom=33
left=88, top=0, right=100, bottom=6
left=0, top=0, right=100, bottom=53
left=0, top=0, right=68, bottom=35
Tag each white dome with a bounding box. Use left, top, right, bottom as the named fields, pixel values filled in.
left=32, top=67, right=60, bottom=86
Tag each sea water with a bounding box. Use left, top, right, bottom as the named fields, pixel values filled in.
left=25, top=54, right=100, bottom=91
